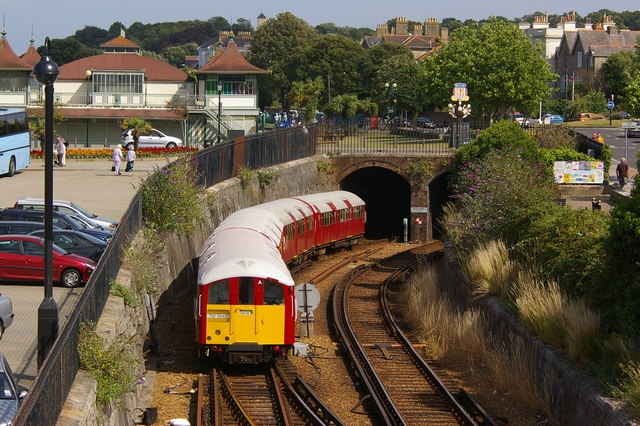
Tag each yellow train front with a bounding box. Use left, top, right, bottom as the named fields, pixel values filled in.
left=195, top=191, right=366, bottom=363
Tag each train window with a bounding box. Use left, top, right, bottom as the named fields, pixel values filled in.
left=308, top=216, right=313, bottom=231
left=339, top=209, right=347, bottom=222
left=354, top=206, right=363, bottom=219
left=208, top=280, right=229, bottom=304
left=297, top=220, right=304, bottom=234
left=264, top=280, right=284, bottom=305
left=239, top=277, right=254, bottom=304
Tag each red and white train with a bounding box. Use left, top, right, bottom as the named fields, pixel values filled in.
left=195, top=190, right=366, bottom=363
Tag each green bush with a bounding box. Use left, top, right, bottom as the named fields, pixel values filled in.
left=140, top=153, right=203, bottom=234
left=77, top=322, right=138, bottom=408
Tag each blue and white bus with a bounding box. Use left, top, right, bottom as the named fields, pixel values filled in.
left=0, top=108, right=30, bottom=177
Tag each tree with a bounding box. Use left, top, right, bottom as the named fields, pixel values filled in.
left=232, top=18, right=254, bottom=34
left=598, top=51, right=637, bottom=105
left=289, top=34, right=366, bottom=103
left=249, top=12, right=318, bottom=109
left=46, top=38, right=100, bottom=66
left=325, top=94, right=377, bottom=135
left=374, top=55, right=424, bottom=118
left=421, top=21, right=556, bottom=121
left=624, top=72, right=640, bottom=118
left=360, top=43, right=414, bottom=100
left=121, top=118, right=152, bottom=150
left=286, top=78, right=324, bottom=123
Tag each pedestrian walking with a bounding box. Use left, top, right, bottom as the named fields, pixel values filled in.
left=55, top=136, right=66, bottom=167
left=125, top=145, right=136, bottom=172
left=616, top=157, right=629, bottom=187
left=112, top=144, right=123, bottom=175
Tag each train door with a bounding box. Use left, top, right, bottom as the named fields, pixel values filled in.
left=233, top=277, right=284, bottom=345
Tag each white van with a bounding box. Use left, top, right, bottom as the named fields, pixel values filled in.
left=13, top=198, right=118, bottom=230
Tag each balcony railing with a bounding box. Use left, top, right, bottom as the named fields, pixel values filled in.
left=26, top=92, right=209, bottom=109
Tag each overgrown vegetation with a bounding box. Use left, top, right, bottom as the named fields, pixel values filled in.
left=140, top=153, right=204, bottom=234
left=114, top=225, right=166, bottom=305
left=256, top=170, right=278, bottom=189
left=77, top=322, right=138, bottom=408
left=236, top=166, right=255, bottom=188
left=439, top=119, right=640, bottom=417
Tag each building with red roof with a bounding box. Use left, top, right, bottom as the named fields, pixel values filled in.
left=0, top=30, right=266, bottom=147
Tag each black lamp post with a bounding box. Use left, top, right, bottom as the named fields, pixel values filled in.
left=448, top=83, right=471, bottom=148
left=32, top=37, right=60, bottom=369
left=217, top=80, right=222, bottom=143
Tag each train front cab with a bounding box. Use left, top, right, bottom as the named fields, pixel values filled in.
left=197, top=276, right=296, bottom=363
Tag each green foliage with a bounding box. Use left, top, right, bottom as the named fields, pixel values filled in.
left=375, top=55, right=424, bottom=117
left=110, top=281, right=136, bottom=306
left=513, top=206, right=610, bottom=297
left=403, top=159, right=435, bottom=187
left=46, top=38, right=101, bottom=66
left=536, top=148, right=594, bottom=169
left=292, top=34, right=367, bottom=99
left=316, top=159, right=335, bottom=177
left=445, top=147, right=558, bottom=253
left=566, top=91, right=608, bottom=118
left=120, top=225, right=166, bottom=301
left=624, top=71, right=640, bottom=119
left=314, top=22, right=374, bottom=40
left=140, top=154, right=204, bottom=234
left=236, top=166, right=255, bottom=188
left=533, top=125, right=578, bottom=150
left=120, top=118, right=152, bottom=135
left=612, top=360, right=640, bottom=415
left=421, top=21, right=556, bottom=119
left=256, top=170, right=278, bottom=189
left=287, top=78, right=324, bottom=122
left=77, top=322, right=138, bottom=408
left=455, top=120, right=539, bottom=166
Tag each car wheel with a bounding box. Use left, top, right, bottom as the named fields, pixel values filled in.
left=126, top=142, right=135, bottom=150
left=166, top=142, right=177, bottom=149
left=61, top=268, right=82, bottom=288
left=7, top=157, right=16, bottom=177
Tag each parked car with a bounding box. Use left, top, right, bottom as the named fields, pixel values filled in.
left=13, top=197, right=118, bottom=229
left=0, top=294, right=14, bottom=340
left=543, top=114, right=564, bottom=124
left=413, top=117, right=437, bottom=129
left=0, top=234, right=96, bottom=287
left=0, top=221, right=60, bottom=235
left=508, top=112, right=525, bottom=124
left=523, top=117, right=542, bottom=127
left=0, top=209, right=113, bottom=242
left=620, top=111, right=630, bottom=118
left=0, top=353, right=27, bottom=425
left=29, top=229, right=107, bottom=262
left=121, top=128, right=183, bottom=149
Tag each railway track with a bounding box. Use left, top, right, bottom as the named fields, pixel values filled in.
left=330, top=241, right=496, bottom=425
left=196, top=359, right=344, bottom=425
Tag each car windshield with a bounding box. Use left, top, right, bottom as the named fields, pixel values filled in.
left=63, top=214, right=89, bottom=230
left=0, top=372, right=14, bottom=399
left=69, top=203, right=97, bottom=219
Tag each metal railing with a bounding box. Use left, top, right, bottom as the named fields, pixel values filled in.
left=13, top=123, right=318, bottom=426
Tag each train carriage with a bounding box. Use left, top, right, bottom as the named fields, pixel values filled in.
left=196, top=190, right=365, bottom=363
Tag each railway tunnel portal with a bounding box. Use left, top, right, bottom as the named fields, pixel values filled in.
left=329, top=155, right=454, bottom=242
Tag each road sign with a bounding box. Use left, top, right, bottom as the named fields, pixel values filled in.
left=295, top=283, right=320, bottom=313
left=607, top=101, right=615, bottom=109
left=622, top=122, right=638, bottom=129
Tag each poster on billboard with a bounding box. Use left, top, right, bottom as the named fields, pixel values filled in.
left=554, top=161, right=604, bottom=184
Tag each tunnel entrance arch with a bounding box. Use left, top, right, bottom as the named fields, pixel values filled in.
left=341, top=167, right=411, bottom=240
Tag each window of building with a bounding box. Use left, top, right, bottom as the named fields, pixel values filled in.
left=0, top=71, right=28, bottom=92
left=577, top=52, right=583, bottom=68
left=205, top=76, right=256, bottom=95
left=92, top=72, right=144, bottom=94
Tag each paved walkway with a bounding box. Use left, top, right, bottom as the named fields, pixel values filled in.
left=0, top=156, right=171, bottom=390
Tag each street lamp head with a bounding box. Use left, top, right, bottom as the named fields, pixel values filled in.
left=392, top=82, right=397, bottom=89
left=217, top=80, right=223, bottom=92
left=85, top=69, right=92, bottom=79
left=385, top=82, right=389, bottom=89
left=33, top=37, right=59, bottom=86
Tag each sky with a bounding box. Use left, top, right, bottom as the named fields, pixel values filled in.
left=1, top=0, right=636, bottom=55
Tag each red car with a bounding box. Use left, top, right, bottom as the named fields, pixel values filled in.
left=0, top=235, right=96, bottom=288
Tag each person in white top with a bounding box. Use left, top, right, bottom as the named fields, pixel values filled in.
left=125, top=146, right=136, bottom=172
left=55, top=136, right=67, bottom=167
left=112, top=144, right=123, bottom=175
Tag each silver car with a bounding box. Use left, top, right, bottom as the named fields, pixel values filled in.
left=121, top=128, right=183, bottom=149
left=0, top=295, right=12, bottom=340
left=0, top=353, right=27, bottom=425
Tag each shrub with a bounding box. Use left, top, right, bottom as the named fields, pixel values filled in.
left=140, top=153, right=203, bottom=234
left=77, top=322, right=138, bottom=408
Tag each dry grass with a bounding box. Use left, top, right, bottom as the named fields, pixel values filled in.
left=463, top=240, right=515, bottom=299
left=511, top=271, right=566, bottom=347
left=562, top=299, right=601, bottom=361
left=403, top=264, right=547, bottom=415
